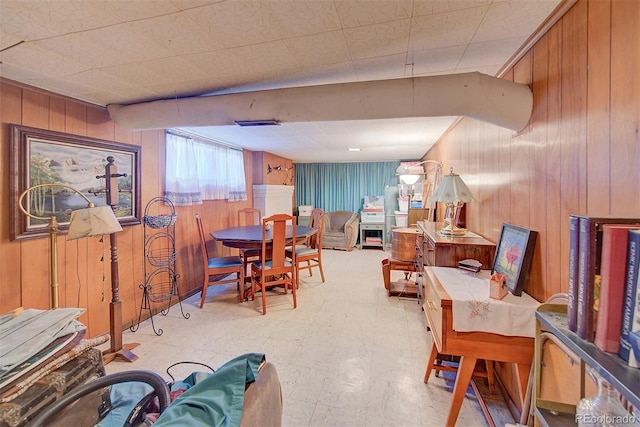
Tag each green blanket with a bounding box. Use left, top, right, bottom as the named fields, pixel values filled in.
left=153, top=353, right=265, bottom=427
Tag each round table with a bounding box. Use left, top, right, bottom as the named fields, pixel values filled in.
left=211, top=225, right=315, bottom=249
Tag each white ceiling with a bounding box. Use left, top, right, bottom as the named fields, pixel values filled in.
left=0, top=0, right=564, bottom=163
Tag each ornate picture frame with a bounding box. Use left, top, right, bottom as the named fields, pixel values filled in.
left=10, top=124, right=142, bottom=241
left=491, top=223, right=538, bottom=296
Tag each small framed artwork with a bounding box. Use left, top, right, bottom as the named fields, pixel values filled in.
left=10, top=124, right=142, bottom=241
left=491, top=223, right=538, bottom=296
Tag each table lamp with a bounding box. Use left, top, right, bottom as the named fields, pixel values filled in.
left=430, top=168, right=474, bottom=236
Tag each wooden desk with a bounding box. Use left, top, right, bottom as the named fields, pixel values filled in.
left=422, top=267, right=536, bottom=427
left=416, top=221, right=496, bottom=268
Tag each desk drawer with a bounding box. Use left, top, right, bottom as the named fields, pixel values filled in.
left=423, top=274, right=443, bottom=350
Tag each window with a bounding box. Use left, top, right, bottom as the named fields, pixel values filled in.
left=164, top=132, right=247, bottom=205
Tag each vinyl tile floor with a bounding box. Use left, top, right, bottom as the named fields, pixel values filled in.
left=104, top=247, right=514, bottom=426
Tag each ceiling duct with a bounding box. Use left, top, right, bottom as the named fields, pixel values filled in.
left=107, top=72, right=533, bottom=132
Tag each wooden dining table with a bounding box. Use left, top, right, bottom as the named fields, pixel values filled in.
left=211, top=224, right=317, bottom=295
left=211, top=224, right=316, bottom=249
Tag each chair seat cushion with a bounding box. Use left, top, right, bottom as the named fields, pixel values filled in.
left=294, top=247, right=318, bottom=257
left=208, top=256, right=243, bottom=269
left=251, top=260, right=292, bottom=270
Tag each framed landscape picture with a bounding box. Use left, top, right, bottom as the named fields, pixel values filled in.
left=491, top=223, right=538, bottom=296
left=10, top=125, right=141, bottom=241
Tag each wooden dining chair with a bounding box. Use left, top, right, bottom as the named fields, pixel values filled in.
left=249, top=214, right=297, bottom=315
left=237, top=207, right=262, bottom=281
left=195, top=213, right=244, bottom=308
left=238, top=207, right=261, bottom=227
left=286, top=208, right=325, bottom=286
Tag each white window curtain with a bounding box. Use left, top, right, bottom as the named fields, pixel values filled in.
left=164, top=132, right=247, bottom=205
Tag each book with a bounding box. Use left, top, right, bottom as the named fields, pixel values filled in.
left=567, top=215, right=580, bottom=332
left=458, top=259, right=482, bottom=273
left=594, top=225, right=639, bottom=352
left=575, top=216, right=640, bottom=342
left=620, top=229, right=640, bottom=364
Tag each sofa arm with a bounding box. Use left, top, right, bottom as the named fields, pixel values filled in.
left=343, top=214, right=360, bottom=249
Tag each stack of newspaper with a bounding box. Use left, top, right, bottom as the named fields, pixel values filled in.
left=0, top=308, right=106, bottom=402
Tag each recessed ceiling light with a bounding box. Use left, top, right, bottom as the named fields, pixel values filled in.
left=348, top=148, right=361, bottom=152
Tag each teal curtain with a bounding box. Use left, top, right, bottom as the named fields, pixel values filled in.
left=294, top=162, right=400, bottom=213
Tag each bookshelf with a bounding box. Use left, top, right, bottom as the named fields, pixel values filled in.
left=534, top=304, right=640, bottom=426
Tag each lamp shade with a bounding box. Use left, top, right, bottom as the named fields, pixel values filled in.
left=430, top=169, right=474, bottom=204
left=396, top=160, right=441, bottom=185
left=67, top=206, right=122, bottom=240
left=399, top=174, right=421, bottom=185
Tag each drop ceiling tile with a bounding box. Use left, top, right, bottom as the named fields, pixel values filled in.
left=0, top=42, right=87, bottom=77
left=127, top=12, right=226, bottom=55
left=183, top=1, right=280, bottom=49
left=267, top=1, right=342, bottom=39
left=0, top=31, right=23, bottom=50
left=99, top=0, right=180, bottom=22
left=35, top=32, right=118, bottom=69
left=93, top=22, right=176, bottom=62
left=335, top=0, right=414, bottom=28
left=168, top=0, right=214, bottom=9
left=100, top=63, right=176, bottom=90
left=409, top=6, right=489, bottom=51
left=283, top=31, right=352, bottom=68
left=145, top=77, right=225, bottom=100
left=458, top=38, right=523, bottom=69
left=408, top=45, right=467, bottom=75
left=0, top=62, right=46, bottom=82
left=412, top=0, right=492, bottom=17
left=344, top=19, right=412, bottom=60
left=137, top=56, right=209, bottom=84
left=60, top=69, right=135, bottom=93
left=186, top=41, right=298, bottom=82
left=91, top=86, right=161, bottom=106
left=352, top=54, right=408, bottom=81
left=473, top=0, right=562, bottom=43
left=24, top=76, right=100, bottom=102
left=0, top=1, right=122, bottom=40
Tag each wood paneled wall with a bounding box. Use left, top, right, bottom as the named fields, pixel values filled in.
left=429, top=0, right=639, bottom=302
left=0, top=80, right=293, bottom=337
left=252, top=151, right=295, bottom=186
left=426, top=0, right=639, bottom=413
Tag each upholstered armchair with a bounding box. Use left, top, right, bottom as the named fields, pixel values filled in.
left=321, top=211, right=359, bottom=251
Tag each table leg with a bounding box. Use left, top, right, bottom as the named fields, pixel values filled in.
left=514, top=362, right=531, bottom=407
left=424, top=342, right=439, bottom=383
left=486, top=360, right=495, bottom=393
left=445, top=355, right=477, bottom=427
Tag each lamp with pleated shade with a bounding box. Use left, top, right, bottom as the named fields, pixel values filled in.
left=430, top=168, right=474, bottom=235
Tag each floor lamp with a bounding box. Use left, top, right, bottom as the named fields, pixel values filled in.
left=20, top=176, right=139, bottom=363
left=397, top=160, right=442, bottom=222
left=18, top=183, right=118, bottom=309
